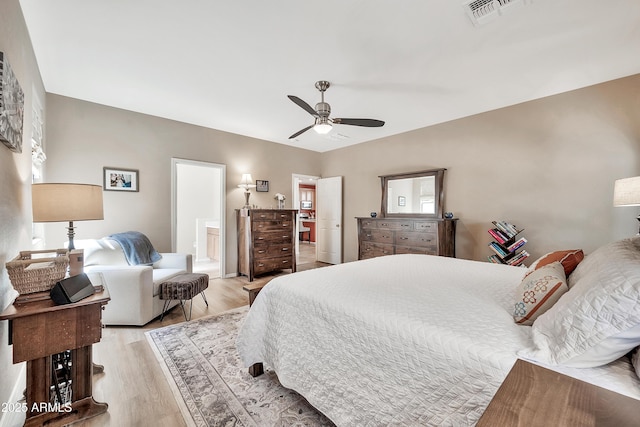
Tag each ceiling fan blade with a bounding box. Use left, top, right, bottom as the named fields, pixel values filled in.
left=333, top=118, right=385, bottom=127
left=287, top=95, right=318, bottom=117
left=289, top=124, right=315, bottom=139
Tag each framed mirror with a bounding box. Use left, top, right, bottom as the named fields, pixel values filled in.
left=380, top=168, right=445, bottom=218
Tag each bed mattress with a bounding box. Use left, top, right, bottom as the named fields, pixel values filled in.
left=236, top=254, right=640, bottom=426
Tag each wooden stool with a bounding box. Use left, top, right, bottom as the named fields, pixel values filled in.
left=159, top=273, right=209, bottom=321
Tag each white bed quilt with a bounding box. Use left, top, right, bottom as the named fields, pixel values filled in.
left=236, top=254, right=640, bottom=426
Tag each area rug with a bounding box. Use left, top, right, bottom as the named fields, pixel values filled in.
left=145, top=306, right=334, bottom=426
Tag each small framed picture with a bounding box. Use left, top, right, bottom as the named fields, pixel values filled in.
left=398, top=196, right=406, bottom=206
left=103, top=167, right=139, bottom=192
left=256, top=180, right=269, bottom=192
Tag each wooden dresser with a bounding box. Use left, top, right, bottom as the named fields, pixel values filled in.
left=237, top=209, right=297, bottom=281
left=356, top=217, right=456, bottom=259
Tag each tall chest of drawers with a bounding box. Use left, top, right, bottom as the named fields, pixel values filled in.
left=237, top=209, right=297, bottom=281
left=356, top=217, right=456, bottom=260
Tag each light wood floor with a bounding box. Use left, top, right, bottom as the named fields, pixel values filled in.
left=75, top=243, right=324, bottom=427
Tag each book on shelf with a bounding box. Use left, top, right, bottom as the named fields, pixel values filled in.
left=506, top=250, right=529, bottom=266
left=488, top=241, right=508, bottom=258
left=491, top=220, right=522, bottom=239
left=488, top=228, right=508, bottom=244
left=506, top=237, right=527, bottom=253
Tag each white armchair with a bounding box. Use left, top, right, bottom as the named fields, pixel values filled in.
left=74, top=239, right=192, bottom=326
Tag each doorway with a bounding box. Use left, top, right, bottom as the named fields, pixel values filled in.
left=172, top=159, right=226, bottom=278
left=292, top=174, right=319, bottom=265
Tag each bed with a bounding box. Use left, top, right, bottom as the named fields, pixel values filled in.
left=236, top=238, right=640, bottom=426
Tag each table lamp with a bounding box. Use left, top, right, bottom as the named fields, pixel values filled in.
left=613, top=176, right=640, bottom=234
left=237, top=173, right=256, bottom=208
left=32, top=183, right=104, bottom=250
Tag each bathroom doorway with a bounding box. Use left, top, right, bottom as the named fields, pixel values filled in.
left=171, top=158, right=226, bottom=278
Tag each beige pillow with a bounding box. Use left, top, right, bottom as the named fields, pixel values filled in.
left=513, top=261, right=568, bottom=326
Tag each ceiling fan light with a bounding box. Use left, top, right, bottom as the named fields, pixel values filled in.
left=314, top=123, right=332, bottom=134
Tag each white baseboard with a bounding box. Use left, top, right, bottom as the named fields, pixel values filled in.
left=0, top=363, right=26, bottom=427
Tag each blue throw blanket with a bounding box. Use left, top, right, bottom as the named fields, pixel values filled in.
left=109, top=231, right=162, bottom=265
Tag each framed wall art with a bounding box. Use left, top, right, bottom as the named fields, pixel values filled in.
left=0, top=52, right=25, bottom=153
left=103, top=167, right=139, bottom=192
left=256, top=180, right=269, bottom=192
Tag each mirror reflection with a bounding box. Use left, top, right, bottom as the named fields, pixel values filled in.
left=386, top=176, right=435, bottom=214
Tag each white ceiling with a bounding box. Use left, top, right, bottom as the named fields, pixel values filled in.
left=18, top=0, right=640, bottom=153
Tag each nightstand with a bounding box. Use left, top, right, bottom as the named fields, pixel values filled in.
left=478, top=359, right=639, bottom=426
left=0, top=290, right=110, bottom=426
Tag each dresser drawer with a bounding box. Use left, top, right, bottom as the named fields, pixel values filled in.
left=395, top=231, right=437, bottom=248
left=254, top=256, right=294, bottom=274
left=252, top=211, right=294, bottom=221
left=253, top=230, right=292, bottom=244
left=414, top=221, right=437, bottom=232
left=360, top=241, right=394, bottom=258
left=361, top=229, right=394, bottom=244
left=395, top=245, right=437, bottom=255
left=377, top=220, right=413, bottom=231
left=254, top=244, right=293, bottom=259
left=253, top=220, right=294, bottom=232
left=359, top=219, right=378, bottom=229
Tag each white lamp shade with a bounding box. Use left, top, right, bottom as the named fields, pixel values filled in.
left=32, top=183, right=104, bottom=222
left=238, top=173, right=256, bottom=189
left=613, top=176, right=640, bottom=207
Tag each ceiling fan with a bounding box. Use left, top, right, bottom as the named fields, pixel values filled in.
left=287, top=81, right=385, bottom=139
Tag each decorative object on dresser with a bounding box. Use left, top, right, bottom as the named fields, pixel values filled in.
left=274, top=192, right=286, bottom=209
left=237, top=173, right=256, bottom=208
left=236, top=209, right=297, bottom=281
left=487, top=220, right=529, bottom=266
left=357, top=168, right=456, bottom=259
left=613, top=176, right=640, bottom=234
left=32, top=183, right=104, bottom=250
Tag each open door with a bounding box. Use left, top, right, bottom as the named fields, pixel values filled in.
left=316, top=176, right=343, bottom=264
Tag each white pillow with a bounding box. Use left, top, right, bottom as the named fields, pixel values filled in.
left=521, top=236, right=640, bottom=367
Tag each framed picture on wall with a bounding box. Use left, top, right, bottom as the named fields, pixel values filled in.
left=103, top=167, right=139, bottom=192
left=0, top=52, right=25, bottom=153
left=256, top=180, right=269, bottom=192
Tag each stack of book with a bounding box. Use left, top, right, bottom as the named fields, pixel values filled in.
left=487, top=220, right=529, bottom=266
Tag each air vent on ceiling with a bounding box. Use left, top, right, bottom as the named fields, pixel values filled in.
left=464, top=0, right=529, bottom=26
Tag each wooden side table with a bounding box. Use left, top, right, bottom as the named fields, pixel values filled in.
left=0, top=290, right=110, bottom=427
left=478, top=359, right=640, bottom=426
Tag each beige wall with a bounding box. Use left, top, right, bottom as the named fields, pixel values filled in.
left=323, top=75, right=640, bottom=262
left=44, top=95, right=322, bottom=274
left=0, top=0, right=46, bottom=421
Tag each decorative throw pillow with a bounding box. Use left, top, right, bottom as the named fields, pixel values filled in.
left=526, top=249, right=584, bottom=279
left=513, top=261, right=568, bottom=326
left=521, top=236, right=640, bottom=367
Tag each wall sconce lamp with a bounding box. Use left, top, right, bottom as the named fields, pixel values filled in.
left=32, top=183, right=104, bottom=250
left=613, top=176, right=640, bottom=234
left=238, top=173, right=256, bottom=208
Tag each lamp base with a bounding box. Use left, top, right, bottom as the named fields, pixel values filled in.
left=67, top=221, right=76, bottom=250
left=244, top=190, right=251, bottom=209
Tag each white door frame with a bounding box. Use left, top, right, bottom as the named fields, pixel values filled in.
left=171, top=158, right=226, bottom=277
left=316, top=176, right=343, bottom=264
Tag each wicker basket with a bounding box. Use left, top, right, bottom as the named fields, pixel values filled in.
left=6, top=249, right=70, bottom=295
